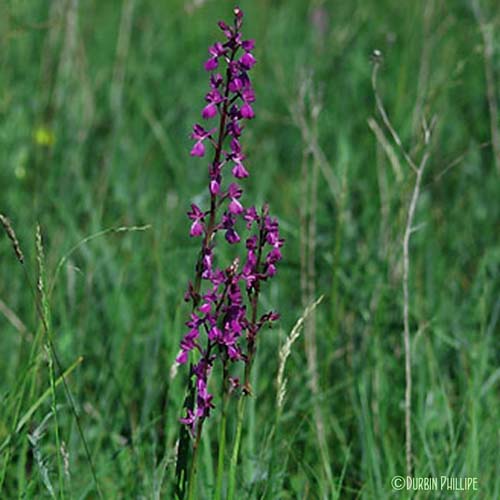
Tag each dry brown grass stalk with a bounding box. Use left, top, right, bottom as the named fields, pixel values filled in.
left=292, top=73, right=335, bottom=493
left=371, top=56, right=434, bottom=477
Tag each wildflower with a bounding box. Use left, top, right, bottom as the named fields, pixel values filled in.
left=239, top=52, right=256, bottom=70
left=190, top=124, right=215, bottom=157
left=187, top=204, right=205, bottom=237
left=202, top=89, right=223, bottom=119
left=227, top=183, right=244, bottom=214
left=204, top=42, right=226, bottom=71
left=229, top=139, right=249, bottom=178
left=179, top=6, right=283, bottom=439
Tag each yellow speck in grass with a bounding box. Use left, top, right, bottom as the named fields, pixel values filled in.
left=34, top=126, right=55, bottom=147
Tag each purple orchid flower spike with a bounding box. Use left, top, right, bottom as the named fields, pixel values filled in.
left=178, top=7, right=283, bottom=443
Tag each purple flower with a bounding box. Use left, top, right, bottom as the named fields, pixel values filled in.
left=189, top=221, right=202, bottom=237
left=204, top=42, right=226, bottom=71
left=222, top=213, right=241, bottom=244
left=267, top=247, right=282, bottom=263
left=202, top=103, right=218, bottom=119
left=177, top=314, right=204, bottom=364
left=210, top=73, right=223, bottom=89
left=232, top=163, right=249, bottom=179
left=242, top=39, right=255, bottom=51
left=176, top=350, right=189, bottom=365
left=226, top=231, right=240, bottom=244
left=229, top=139, right=249, bottom=178
left=229, top=198, right=243, bottom=215
left=228, top=78, right=243, bottom=93
left=196, top=378, right=215, bottom=417
left=190, top=124, right=215, bottom=157
left=204, top=58, right=218, bottom=72
left=244, top=207, right=258, bottom=228
left=199, top=301, right=211, bottom=314
left=210, top=269, right=225, bottom=286
left=179, top=409, right=197, bottom=431
left=227, top=183, right=244, bottom=214
left=217, top=20, right=232, bottom=39
left=240, top=103, right=254, bottom=119
left=240, top=87, right=256, bottom=119
left=210, top=179, right=220, bottom=195
left=190, top=141, right=206, bottom=157
left=239, top=52, right=256, bottom=69
left=187, top=204, right=205, bottom=237
left=201, top=249, right=213, bottom=279
left=208, top=325, right=222, bottom=341
left=202, top=89, right=223, bottom=119
left=209, top=42, right=226, bottom=58
left=227, top=116, right=243, bottom=138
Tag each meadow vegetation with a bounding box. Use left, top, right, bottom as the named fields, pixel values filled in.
left=0, top=0, right=499, bottom=498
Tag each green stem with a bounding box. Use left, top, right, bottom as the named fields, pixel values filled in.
left=264, top=408, right=283, bottom=500
left=227, top=395, right=246, bottom=500
left=215, top=365, right=229, bottom=500
left=186, top=426, right=203, bottom=500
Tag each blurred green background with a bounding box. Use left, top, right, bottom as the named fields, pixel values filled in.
left=1, top=0, right=499, bottom=498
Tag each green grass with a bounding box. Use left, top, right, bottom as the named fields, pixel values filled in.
left=1, top=0, right=499, bottom=498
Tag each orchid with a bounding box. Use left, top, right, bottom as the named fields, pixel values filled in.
left=176, top=8, right=283, bottom=499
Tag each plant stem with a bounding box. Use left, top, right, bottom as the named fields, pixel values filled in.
left=37, top=226, right=65, bottom=499
left=402, top=162, right=426, bottom=477
left=186, top=423, right=203, bottom=500
left=227, top=395, right=246, bottom=500
left=215, top=363, right=229, bottom=500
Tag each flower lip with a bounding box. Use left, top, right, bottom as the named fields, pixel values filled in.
left=202, top=103, right=218, bottom=119
left=240, top=103, right=254, bottom=119
left=204, top=58, right=218, bottom=71
left=239, top=52, right=256, bottom=69
left=190, top=141, right=206, bottom=157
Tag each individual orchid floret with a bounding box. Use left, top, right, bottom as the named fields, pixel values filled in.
left=222, top=213, right=240, bottom=244
left=229, top=139, right=249, bottom=178
left=227, top=183, right=244, bottom=214
left=187, top=204, right=205, bottom=237
left=202, top=89, right=223, bottom=119
left=190, top=124, right=215, bottom=157
left=241, top=39, right=255, bottom=51
left=204, top=42, right=226, bottom=71
left=240, top=88, right=256, bottom=119
left=239, top=51, right=256, bottom=70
